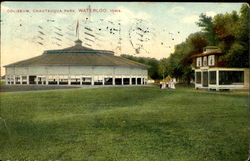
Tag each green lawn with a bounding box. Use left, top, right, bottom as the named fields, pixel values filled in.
left=0, top=86, right=249, bottom=161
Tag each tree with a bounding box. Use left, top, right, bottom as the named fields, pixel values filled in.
left=222, top=41, right=249, bottom=67
left=158, top=58, right=168, bottom=79
left=164, top=32, right=207, bottom=83
left=121, top=54, right=161, bottom=80
left=147, top=59, right=161, bottom=79
left=237, top=3, right=249, bottom=42
left=213, top=4, right=249, bottom=68
left=196, top=13, right=218, bottom=46
left=182, top=32, right=208, bottom=65
left=213, top=11, right=239, bottom=52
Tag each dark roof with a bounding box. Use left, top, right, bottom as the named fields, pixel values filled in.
left=5, top=53, right=148, bottom=68
left=191, top=49, right=223, bottom=58
left=5, top=41, right=148, bottom=69
left=203, top=46, right=220, bottom=50
left=75, top=39, right=82, bottom=43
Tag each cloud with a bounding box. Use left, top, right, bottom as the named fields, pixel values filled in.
left=106, top=6, right=151, bottom=25
left=170, top=6, right=185, bottom=13
left=180, top=15, right=199, bottom=24
left=205, top=11, right=217, bottom=17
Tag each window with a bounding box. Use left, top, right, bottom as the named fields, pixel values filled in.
left=137, top=78, right=142, bottom=85
left=15, top=76, right=21, bottom=84
left=22, top=76, right=27, bottom=84
left=123, top=78, right=130, bottom=85
left=49, top=75, right=58, bottom=85
left=203, top=56, right=207, bottom=66
left=219, top=71, right=244, bottom=85
left=132, top=78, right=136, bottom=85
left=196, top=72, right=201, bottom=84
left=104, top=78, right=113, bottom=85
left=82, top=77, right=91, bottom=85
left=94, top=76, right=103, bottom=85
left=71, top=76, right=80, bottom=85
left=205, top=48, right=217, bottom=52
left=196, top=57, right=202, bottom=67
left=208, top=55, right=215, bottom=66
left=209, top=71, right=216, bottom=84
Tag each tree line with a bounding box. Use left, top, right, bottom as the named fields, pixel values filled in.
left=122, top=4, right=249, bottom=83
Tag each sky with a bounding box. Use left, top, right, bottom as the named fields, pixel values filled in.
left=0, top=2, right=245, bottom=76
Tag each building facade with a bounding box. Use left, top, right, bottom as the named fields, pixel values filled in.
left=4, top=40, right=148, bottom=86
left=192, top=46, right=249, bottom=90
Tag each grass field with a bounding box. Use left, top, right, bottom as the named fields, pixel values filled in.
left=0, top=86, right=249, bottom=161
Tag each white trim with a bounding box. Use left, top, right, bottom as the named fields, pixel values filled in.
left=194, top=68, right=247, bottom=90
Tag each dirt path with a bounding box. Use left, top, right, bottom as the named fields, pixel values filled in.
left=0, top=85, right=144, bottom=94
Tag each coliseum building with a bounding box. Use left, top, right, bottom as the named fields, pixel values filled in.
left=4, top=40, right=148, bottom=86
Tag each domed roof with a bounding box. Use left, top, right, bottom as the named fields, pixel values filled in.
left=5, top=40, right=148, bottom=69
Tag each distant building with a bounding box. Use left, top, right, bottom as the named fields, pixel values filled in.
left=0, top=75, right=5, bottom=81
left=4, top=39, right=148, bottom=86
left=192, top=46, right=249, bottom=90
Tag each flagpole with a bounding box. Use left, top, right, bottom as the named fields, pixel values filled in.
left=76, top=19, right=79, bottom=40
left=78, top=19, right=79, bottom=40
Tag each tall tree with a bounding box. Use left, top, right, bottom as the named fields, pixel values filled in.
left=121, top=54, right=161, bottom=79
left=158, top=58, right=168, bottom=79
left=164, top=32, right=207, bottom=83
left=213, top=11, right=239, bottom=52
left=196, top=13, right=218, bottom=46
left=213, top=4, right=249, bottom=67
left=237, top=3, right=249, bottom=43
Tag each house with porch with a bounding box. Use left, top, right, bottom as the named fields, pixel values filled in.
left=192, top=46, right=249, bottom=91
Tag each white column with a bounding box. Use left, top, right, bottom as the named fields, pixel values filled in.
left=91, top=76, right=94, bottom=85
left=80, top=77, right=82, bottom=85
left=216, top=70, right=219, bottom=91
left=57, top=75, right=60, bottom=85
left=20, top=76, right=23, bottom=85
left=121, top=76, right=124, bottom=85
left=135, top=77, right=137, bottom=85
left=68, top=75, right=71, bottom=85
left=27, top=75, right=29, bottom=85
left=129, top=76, right=132, bottom=85
left=42, top=77, right=44, bottom=85
left=45, top=76, right=48, bottom=85
left=112, top=76, right=115, bottom=85
left=13, top=75, right=16, bottom=85
left=102, top=76, right=105, bottom=85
